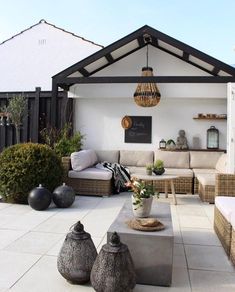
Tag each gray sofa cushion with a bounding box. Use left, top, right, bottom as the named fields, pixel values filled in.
left=119, top=150, right=153, bottom=166
left=215, top=153, right=227, bottom=173
left=95, top=150, right=119, bottom=163
left=68, top=168, right=112, bottom=180
left=197, top=174, right=215, bottom=186
left=190, top=151, right=222, bottom=169
left=164, top=168, right=193, bottom=177
left=154, top=150, right=189, bottom=169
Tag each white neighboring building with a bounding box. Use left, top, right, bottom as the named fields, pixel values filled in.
left=0, top=20, right=102, bottom=91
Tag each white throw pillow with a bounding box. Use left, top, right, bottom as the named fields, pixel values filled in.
left=71, top=150, right=98, bottom=171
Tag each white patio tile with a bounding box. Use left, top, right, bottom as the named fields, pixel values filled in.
left=173, top=244, right=187, bottom=268
left=189, top=269, right=235, bottom=292
left=46, top=237, right=65, bottom=256
left=0, top=229, right=27, bottom=249
left=0, top=204, right=31, bottom=215
left=176, top=205, right=207, bottom=216
left=9, top=255, right=93, bottom=292
left=181, top=227, right=221, bottom=246
left=5, top=231, right=63, bottom=255
left=178, top=214, right=212, bottom=229
left=185, top=244, right=235, bottom=272
left=0, top=250, right=40, bottom=290
left=0, top=203, right=14, bottom=210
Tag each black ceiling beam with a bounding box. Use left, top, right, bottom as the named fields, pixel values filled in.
left=151, top=37, right=159, bottom=47
left=137, top=36, right=145, bottom=47
left=56, top=76, right=235, bottom=85
left=147, top=26, right=235, bottom=76
left=78, top=68, right=90, bottom=77
left=105, top=53, right=114, bottom=63
left=53, top=26, right=150, bottom=79
left=183, top=52, right=189, bottom=61
left=212, top=67, right=220, bottom=75
left=151, top=43, right=216, bottom=76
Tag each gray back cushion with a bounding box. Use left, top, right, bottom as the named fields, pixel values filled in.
left=95, top=150, right=119, bottom=163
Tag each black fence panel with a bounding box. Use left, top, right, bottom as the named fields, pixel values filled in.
left=0, top=88, right=71, bottom=151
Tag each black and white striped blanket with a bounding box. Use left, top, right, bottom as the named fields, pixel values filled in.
left=96, top=162, right=130, bottom=193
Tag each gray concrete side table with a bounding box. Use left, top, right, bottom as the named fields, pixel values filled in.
left=107, top=199, right=173, bottom=286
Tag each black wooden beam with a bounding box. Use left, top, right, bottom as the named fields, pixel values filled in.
left=56, top=76, right=235, bottom=85
left=151, top=37, right=158, bottom=47
left=51, top=80, right=58, bottom=127
left=78, top=68, right=89, bottom=77
left=105, top=53, right=114, bottom=63
left=137, top=36, right=145, bottom=47
left=183, top=52, right=189, bottom=61
left=212, top=67, right=220, bottom=75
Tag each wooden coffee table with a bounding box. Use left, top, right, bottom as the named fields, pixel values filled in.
left=132, top=173, right=178, bottom=205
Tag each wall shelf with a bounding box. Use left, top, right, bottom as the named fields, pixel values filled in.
left=193, top=117, right=227, bottom=120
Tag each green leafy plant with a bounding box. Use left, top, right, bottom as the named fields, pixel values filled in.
left=126, top=178, right=158, bottom=210
left=0, top=143, right=63, bottom=204
left=146, top=163, right=153, bottom=171
left=154, top=159, right=164, bottom=169
left=1, top=95, right=28, bottom=144
left=40, top=123, right=84, bottom=157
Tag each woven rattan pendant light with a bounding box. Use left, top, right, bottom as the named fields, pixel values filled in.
left=134, top=42, right=161, bottom=107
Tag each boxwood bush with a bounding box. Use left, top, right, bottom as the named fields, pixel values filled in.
left=0, top=143, right=63, bottom=204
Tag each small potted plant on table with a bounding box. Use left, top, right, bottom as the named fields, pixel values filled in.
left=126, top=178, right=158, bottom=218
left=153, top=159, right=165, bottom=175
left=146, top=163, right=153, bottom=175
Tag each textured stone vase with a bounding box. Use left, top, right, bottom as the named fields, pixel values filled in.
left=90, top=232, right=136, bottom=292
left=57, top=221, right=97, bottom=284
left=132, top=195, right=153, bottom=218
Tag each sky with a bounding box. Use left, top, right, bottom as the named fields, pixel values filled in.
left=0, top=0, right=235, bottom=65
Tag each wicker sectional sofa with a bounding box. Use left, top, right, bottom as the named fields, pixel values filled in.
left=62, top=149, right=234, bottom=202
left=214, top=196, right=235, bottom=265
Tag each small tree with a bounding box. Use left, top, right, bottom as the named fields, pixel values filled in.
left=6, top=95, right=28, bottom=144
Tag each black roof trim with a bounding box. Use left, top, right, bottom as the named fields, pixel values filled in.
left=53, top=25, right=235, bottom=80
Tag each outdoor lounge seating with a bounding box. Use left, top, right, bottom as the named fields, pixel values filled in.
left=62, top=149, right=235, bottom=201
left=214, top=196, right=235, bottom=265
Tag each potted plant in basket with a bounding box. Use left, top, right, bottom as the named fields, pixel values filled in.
left=153, top=159, right=165, bottom=175
left=126, top=178, right=158, bottom=218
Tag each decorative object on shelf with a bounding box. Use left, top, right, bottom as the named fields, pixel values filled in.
left=146, top=163, right=153, bottom=175
left=159, top=139, right=166, bottom=149
left=121, top=115, right=132, bottom=129
left=28, top=184, right=52, bottom=211
left=207, top=126, right=219, bottom=149
left=127, top=217, right=165, bottom=232
left=176, top=130, right=188, bottom=150
left=90, top=232, right=136, bottom=292
left=133, top=35, right=161, bottom=107
left=153, top=159, right=165, bottom=175
left=194, top=113, right=227, bottom=120
left=52, top=183, right=75, bottom=208
left=57, top=221, right=97, bottom=284
left=126, top=178, right=157, bottom=218
left=166, top=139, right=176, bottom=150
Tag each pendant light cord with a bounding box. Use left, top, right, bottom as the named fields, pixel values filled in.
left=146, top=44, right=149, bottom=68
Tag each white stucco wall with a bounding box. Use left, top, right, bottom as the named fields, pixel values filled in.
left=71, top=45, right=227, bottom=151
left=0, top=22, right=101, bottom=91
left=74, top=97, right=227, bottom=150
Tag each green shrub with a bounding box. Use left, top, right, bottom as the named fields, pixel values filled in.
left=0, top=143, right=63, bottom=204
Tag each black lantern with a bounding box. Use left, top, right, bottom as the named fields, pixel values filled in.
left=159, top=139, right=166, bottom=149
left=91, top=232, right=136, bottom=292
left=207, top=126, right=219, bottom=149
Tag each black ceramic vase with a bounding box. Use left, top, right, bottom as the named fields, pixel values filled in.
left=52, top=183, right=75, bottom=208
left=153, top=168, right=165, bottom=175
left=28, top=184, right=52, bottom=211
left=57, top=221, right=97, bottom=284
left=90, top=232, right=136, bottom=292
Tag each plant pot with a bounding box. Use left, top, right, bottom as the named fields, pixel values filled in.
left=131, top=195, right=153, bottom=218
left=146, top=169, right=152, bottom=176
left=153, top=168, right=165, bottom=175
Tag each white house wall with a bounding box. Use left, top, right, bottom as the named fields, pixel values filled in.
left=75, top=97, right=227, bottom=150
left=0, top=22, right=101, bottom=91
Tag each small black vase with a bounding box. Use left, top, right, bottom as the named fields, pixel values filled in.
left=153, top=168, right=165, bottom=175
left=28, top=184, right=52, bottom=211
left=52, top=183, right=75, bottom=208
